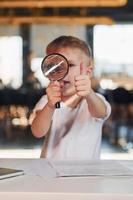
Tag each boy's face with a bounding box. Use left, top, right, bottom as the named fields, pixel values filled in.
left=48, top=47, right=93, bottom=97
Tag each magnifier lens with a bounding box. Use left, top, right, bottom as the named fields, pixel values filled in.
left=41, top=53, right=69, bottom=81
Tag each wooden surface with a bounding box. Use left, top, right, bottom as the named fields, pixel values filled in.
left=0, top=0, right=127, bottom=8
left=0, top=16, right=114, bottom=25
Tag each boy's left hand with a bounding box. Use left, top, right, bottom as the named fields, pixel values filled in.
left=75, top=63, right=92, bottom=97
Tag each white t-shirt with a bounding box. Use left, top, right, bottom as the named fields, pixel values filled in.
left=33, top=93, right=111, bottom=161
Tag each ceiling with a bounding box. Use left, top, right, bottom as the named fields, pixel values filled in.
left=0, top=0, right=133, bottom=24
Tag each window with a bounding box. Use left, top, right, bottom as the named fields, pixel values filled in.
left=0, top=36, right=23, bottom=89
left=94, top=25, right=133, bottom=77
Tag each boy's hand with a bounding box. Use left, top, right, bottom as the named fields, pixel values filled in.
left=75, top=63, right=92, bottom=97
left=46, top=81, right=61, bottom=108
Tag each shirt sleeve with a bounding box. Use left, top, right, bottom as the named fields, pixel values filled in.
left=30, top=95, right=48, bottom=123
left=33, top=95, right=48, bottom=113
left=95, top=93, right=111, bottom=121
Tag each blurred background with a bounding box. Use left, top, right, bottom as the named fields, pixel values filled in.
left=0, top=0, right=133, bottom=159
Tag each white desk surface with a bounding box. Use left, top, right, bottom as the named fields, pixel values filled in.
left=0, top=159, right=133, bottom=200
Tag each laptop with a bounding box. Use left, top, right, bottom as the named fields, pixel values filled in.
left=0, top=167, right=24, bottom=180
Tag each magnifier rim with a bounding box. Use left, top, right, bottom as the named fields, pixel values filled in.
left=41, top=53, right=69, bottom=81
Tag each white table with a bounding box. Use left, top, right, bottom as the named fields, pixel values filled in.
left=0, top=159, right=133, bottom=200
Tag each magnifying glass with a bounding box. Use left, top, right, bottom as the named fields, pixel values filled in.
left=41, top=53, right=69, bottom=108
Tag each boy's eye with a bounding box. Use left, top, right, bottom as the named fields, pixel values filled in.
left=69, top=63, right=75, bottom=67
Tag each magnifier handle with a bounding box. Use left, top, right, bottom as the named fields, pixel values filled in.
left=55, top=102, right=60, bottom=109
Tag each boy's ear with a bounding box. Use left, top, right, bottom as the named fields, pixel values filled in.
left=87, top=59, right=93, bottom=78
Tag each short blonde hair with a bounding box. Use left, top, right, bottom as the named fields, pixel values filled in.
left=46, top=35, right=92, bottom=58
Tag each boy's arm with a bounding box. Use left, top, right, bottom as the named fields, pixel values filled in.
left=31, top=103, right=54, bottom=138
left=31, top=81, right=61, bottom=138
left=85, top=89, right=108, bottom=118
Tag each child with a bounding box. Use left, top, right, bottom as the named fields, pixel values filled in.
left=31, top=35, right=111, bottom=160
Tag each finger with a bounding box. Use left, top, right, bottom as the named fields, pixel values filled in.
left=75, top=85, right=87, bottom=91
left=80, top=62, right=87, bottom=75
left=52, top=81, right=60, bottom=86
left=75, top=76, right=88, bottom=87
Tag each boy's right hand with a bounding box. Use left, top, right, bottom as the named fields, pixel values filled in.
left=46, top=81, right=61, bottom=109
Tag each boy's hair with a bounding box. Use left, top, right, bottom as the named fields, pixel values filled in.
left=46, top=35, right=92, bottom=58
